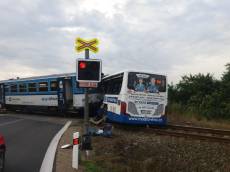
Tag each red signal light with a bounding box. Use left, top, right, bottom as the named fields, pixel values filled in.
left=79, top=62, right=86, bottom=69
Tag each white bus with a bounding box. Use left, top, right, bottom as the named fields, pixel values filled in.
left=102, top=70, right=167, bottom=125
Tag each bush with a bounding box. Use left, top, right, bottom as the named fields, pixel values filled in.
left=168, top=63, right=230, bottom=120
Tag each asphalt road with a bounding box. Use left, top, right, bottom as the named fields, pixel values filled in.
left=0, top=115, right=63, bottom=172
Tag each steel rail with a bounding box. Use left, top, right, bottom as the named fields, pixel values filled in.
left=166, top=124, right=230, bottom=136
left=151, top=128, right=230, bottom=143
left=113, top=123, right=230, bottom=143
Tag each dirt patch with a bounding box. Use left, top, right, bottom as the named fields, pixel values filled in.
left=56, top=121, right=230, bottom=172
left=91, top=126, right=230, bottom=172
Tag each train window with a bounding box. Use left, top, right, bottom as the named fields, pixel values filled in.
left=39, top=82, right=48, bottom=92
left=4, top=85, right=10, bottom=92
left=28, top=83, right=37, bottom=92
left=50, top=81, right=57, bottom=91
left=19, top=83, right=27, bottom=92
left=10, top=84, right=17, bottom=92
left=0, top=87, right=2, bottom=98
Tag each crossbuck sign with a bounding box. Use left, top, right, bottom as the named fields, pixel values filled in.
left=75, top=38, right=99, bottom=53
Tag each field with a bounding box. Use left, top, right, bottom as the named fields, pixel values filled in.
left=56, top=114, right=230, bottom=172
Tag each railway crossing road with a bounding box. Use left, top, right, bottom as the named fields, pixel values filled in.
left=0, top=114, right=64, bottom=172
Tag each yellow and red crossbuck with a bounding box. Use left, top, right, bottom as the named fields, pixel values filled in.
left=75, top=37, right=99, bottom=53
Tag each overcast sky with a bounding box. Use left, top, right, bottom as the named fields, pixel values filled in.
left=0, top=0, right=229, bottom=83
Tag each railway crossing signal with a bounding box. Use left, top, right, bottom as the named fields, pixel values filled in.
left=76, top=59, right=102, bottom=83
left=75, top=38, right=99, bottom=53
left=75, top=37, right=101, bottom=141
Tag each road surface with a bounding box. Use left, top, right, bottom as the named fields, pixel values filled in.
left=0, top=114, right=63, bottom=172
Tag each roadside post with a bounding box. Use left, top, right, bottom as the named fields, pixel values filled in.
left=72, top=132, right=79, bottom=169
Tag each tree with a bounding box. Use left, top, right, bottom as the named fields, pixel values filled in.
left=168, top=63, right=230, bottom=119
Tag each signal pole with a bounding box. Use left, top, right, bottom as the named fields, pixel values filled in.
left=84, top=49, right=89, bottom=134
left=75, top=37, right=101, bottom=160
left=75, top=37, right=100, bottom=135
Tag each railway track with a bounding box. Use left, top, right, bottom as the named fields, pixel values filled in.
left=113, top=123, right=230, bottom=143
left=150, top=124, right=230, bottom=143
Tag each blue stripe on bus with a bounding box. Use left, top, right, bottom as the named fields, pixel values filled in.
left=106, top=111, right=167, bottom=125
left=104, top=97, right=118, bottom=104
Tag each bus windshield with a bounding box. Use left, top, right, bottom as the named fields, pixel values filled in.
left=128, top=72, right=166, bottom=93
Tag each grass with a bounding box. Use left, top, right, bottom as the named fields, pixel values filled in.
left=168, top=103, right=230, bottom=129
left=83, top=161, right=104, bottom=172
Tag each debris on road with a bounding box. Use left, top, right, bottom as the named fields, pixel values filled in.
left=61, top=144, right=72, bottom=149
left=88, top=123, right=113, bottom=137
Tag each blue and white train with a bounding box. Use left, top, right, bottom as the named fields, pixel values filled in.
left=101, top=70, right=168, bottom=125
left=0, top=73, right=102, bottom=113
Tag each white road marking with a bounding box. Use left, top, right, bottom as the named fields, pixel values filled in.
left=40, top=121, right=72, bottom=172
left=0, top=119, right=24, bottom=127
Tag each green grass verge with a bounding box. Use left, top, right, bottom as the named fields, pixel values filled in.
left=83, top=161, right=104, bottom=172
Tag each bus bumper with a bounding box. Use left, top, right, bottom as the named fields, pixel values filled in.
left=106, top=111, right=167, bottom=126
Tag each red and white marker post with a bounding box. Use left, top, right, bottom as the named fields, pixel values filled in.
left=72, top=132, right=79, bottom=169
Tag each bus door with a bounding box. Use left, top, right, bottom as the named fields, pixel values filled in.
left=57, top=78, right=66, bottom=112
left=0, top=84, right=5, bottom=108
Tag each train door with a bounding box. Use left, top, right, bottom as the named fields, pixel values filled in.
left=57, top=77, right=73, bottom=112
left=64, top=78, right=73, bottom=109
left=57, top=78, right=66, bottom=112
left=0, top=84, right=5, bottom=108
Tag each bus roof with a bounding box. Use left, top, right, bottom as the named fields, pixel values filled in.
left=102, top=70, right=167, bottom=80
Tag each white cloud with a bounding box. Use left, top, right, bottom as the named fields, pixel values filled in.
left=60, top=0, right=127, bottom=18
left=0, top=0, right=229, bottom=83
left=169, top=56, right=230, bottom=83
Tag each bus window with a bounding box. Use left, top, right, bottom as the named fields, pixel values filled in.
left=39, top=82, right=48, bottom=92
left=128, top=72, right=166, bottom=92
left=103, top=74, right=123, bottom=95
left=19, top=83, right=27, bottom=92
left=28, top=83, right=37, bottom=92
left=111, top=79, right=122, bottom=94
left=10, top=84, right=17, bottom=92
left=50, top=81, right=57, bottom=91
